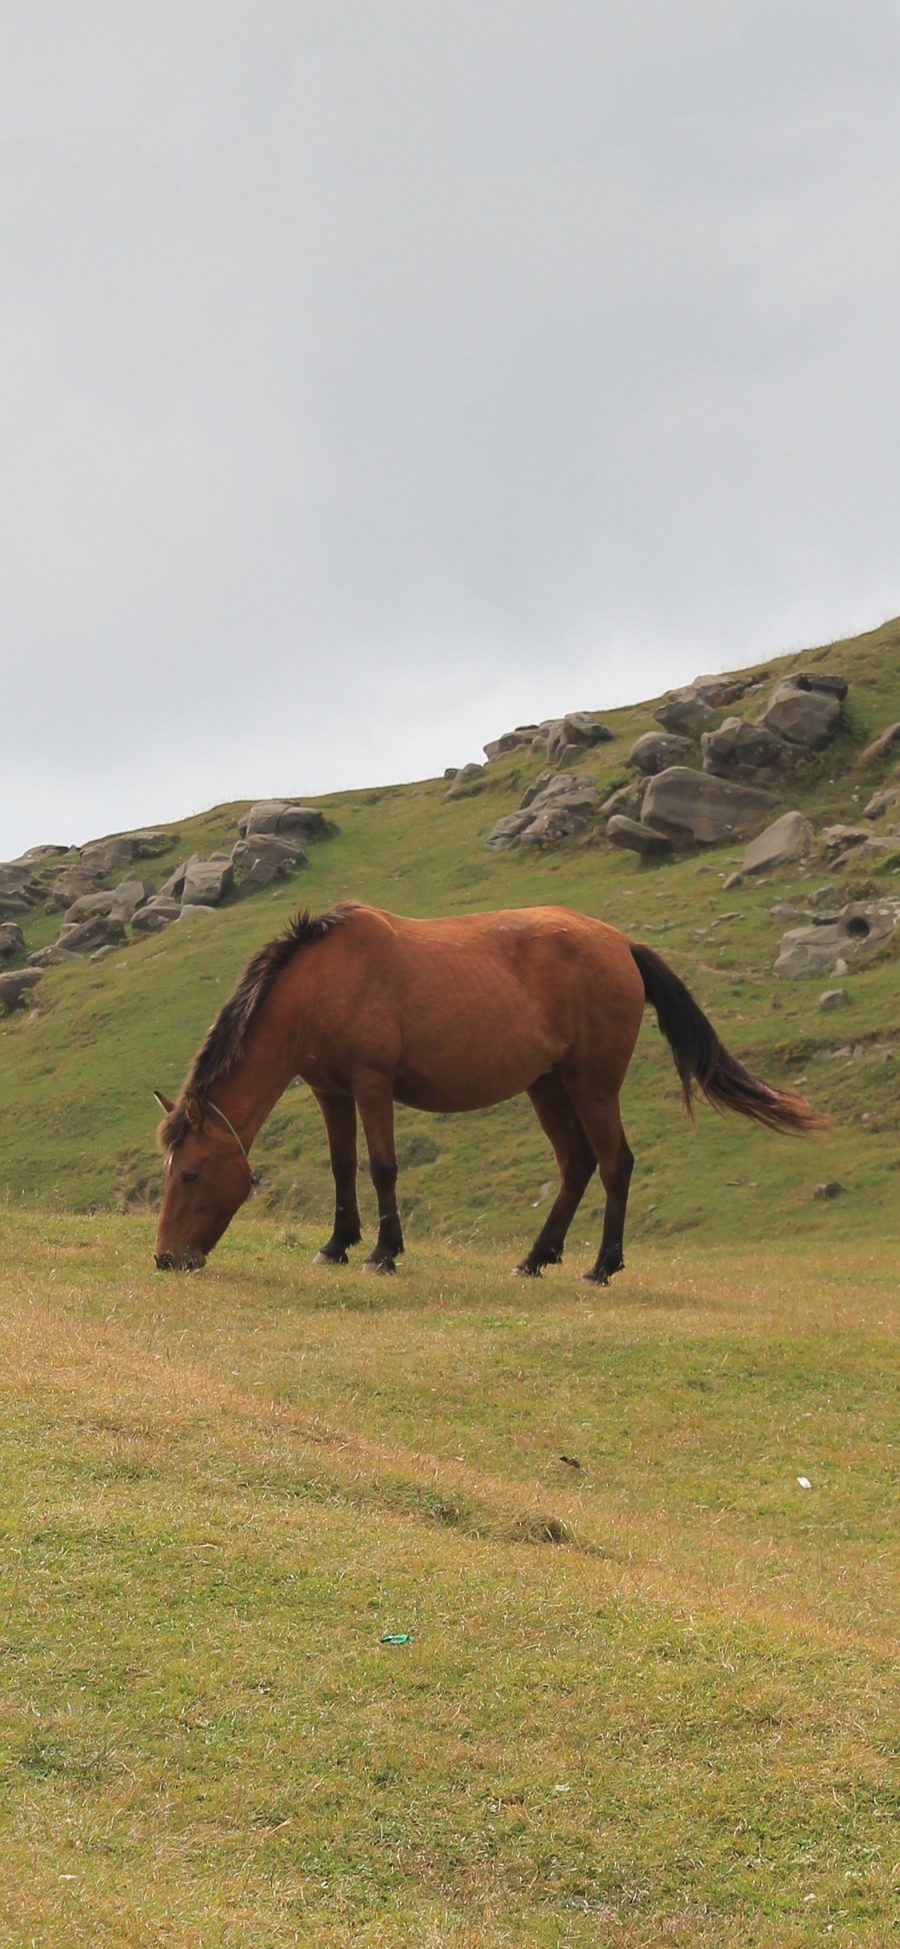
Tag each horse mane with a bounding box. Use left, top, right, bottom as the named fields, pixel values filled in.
left=159, top=903, right=356, bottom=1150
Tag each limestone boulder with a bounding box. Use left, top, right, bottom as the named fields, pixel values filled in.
left=519, top=790, right=597, bottom=848
left=641, top=767, right=776, bottom=844
left=606, top=816, right=674, bottom=857
left=654, top=688, right=715, bottom=735
left=774, top=899, right=900, bottom=978
left=238, top=801, right=329, bottom=839
left=863, top=783, right=899, bottom=820
left=0, top=967, right=43, bottom=1011
left=63, top=889, right=116, bottom=925
left=759, top=680, right=842, bottom=750
left=444, top=764, right=486, bottom=801
left=0, top=922, right=25, bottom=961
left=180, top=857, right=234, bottom=908
left=231, top=833, right=308, bottom=891
left=27, top=945, right=81, bottom=968
left=131, top=897, right=182, bottom=934
left=108, top=878, right=153, bottom=923
left=483, top=726, right=540, bottom=761
left=56, top=913, right=128, bottom=955
left=740, top=811, right=814, bottom=877
left=689, top=674, right=749, bottom=708
left=701, top=716, right=791, bottom=783
left=859, top=721, right=900, bottom=766
left=629, top=731, right=691, bottom=776
left=485, top=812, right=534, bottom=852
left=0, top=861, right=44, bottom=918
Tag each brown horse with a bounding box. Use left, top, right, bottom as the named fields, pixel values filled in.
left=154, top=901, right=823, bottom=1276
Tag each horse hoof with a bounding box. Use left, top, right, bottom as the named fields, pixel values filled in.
left=582, top=1268, right=609, bottom=1286
left=513, top=1263, right=540, bottom=1278
left=362, top=1258, right=396, bottom=1276
left=313, top=1250, right=348, bottom=1266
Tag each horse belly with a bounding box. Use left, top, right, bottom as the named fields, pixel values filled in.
left=392, top=992, right=564, bottom=1112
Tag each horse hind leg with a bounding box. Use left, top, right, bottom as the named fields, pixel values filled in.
left=312, top=1090, right=362, bottom=1264
left=563, top=1086, right=634, bottom=1286
left=516, top=1074, right=597, bottom=1277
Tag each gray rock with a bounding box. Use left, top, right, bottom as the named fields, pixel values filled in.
left=443, top=764, right=486, bottom=801
left=178, top=905, right=218, bottom=920
left=45, top=864, right=108, bottom=912
left=600, top=785, right=637, bottom=818
left=131, top=899, right=181, bottom=934
left=231, top=833, right=307, bottom=891
left=485, top=812, right=534, bottom=852
left=689, top=674, right=749, bottom=707
left=0, top=860, right=44, bottom=918
left=0, top=922, right=25, bottom=961
left=79, top=835, right=143, bottom=876
left=654, top=688, right=715, bottom=735
left=759, top=681, right=842, bottom=750
left=606, top=816, right=674, bottom=857
left=26, top=945, right=81, bottom=967
left=701, top=715, right=791, bottom=782
left=741, top=811, right=814, bottom=876
left=770, top=902, right=805, bottom=920
left=863, top=785, right=900, bottom=820
left=0, top=967, right=43, bottom=1011
left=821, top=824, right=868, bottom=851
left=819, top=989, right=849, bottom=1010
left=483, top=726, right=540, bottom=761
left=63, top=889, right=116, bottom=924
left=180, top=858, right=234, bottom=907
left=774, top=898, right=900, bottom=977
left=641, top=767, right=776, bottom=844
left=56, top=913, right=128, bottom=954
left=860, top=721, right=900, bottom=765
left=519, top=792, right=597, bottom=847
left=238, top=800, right=329, bottom=839
left=109, top=878, right=153, bottom=923
left=629, top=731, right=691, bottom=776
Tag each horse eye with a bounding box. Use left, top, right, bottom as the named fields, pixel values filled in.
left=181, top=1170, right=200, bottom=1184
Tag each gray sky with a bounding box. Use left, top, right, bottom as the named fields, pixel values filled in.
left=4, top=1, right=899, bottom=861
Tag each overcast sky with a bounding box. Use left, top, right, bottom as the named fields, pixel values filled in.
left=3, top=1, right=899, bottom=860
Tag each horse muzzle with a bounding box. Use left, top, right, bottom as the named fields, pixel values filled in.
left=154, top=1249, right=207, bottom=1272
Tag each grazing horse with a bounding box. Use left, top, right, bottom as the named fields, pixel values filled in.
left=154, top=902, right=822, bottom=1276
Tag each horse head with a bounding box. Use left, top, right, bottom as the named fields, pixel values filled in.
left=153, top=1090, right=255, bottom=1270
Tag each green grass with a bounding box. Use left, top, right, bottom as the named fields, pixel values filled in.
left=0, top=1212, right=896, bottom=1945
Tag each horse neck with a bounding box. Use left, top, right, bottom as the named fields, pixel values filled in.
left=204, top=1002, right=300, bottom=1148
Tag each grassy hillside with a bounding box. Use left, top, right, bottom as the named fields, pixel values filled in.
left=1, top=1215, right=895, bottom=1946
left=2, top=615, right=899, bottom=1255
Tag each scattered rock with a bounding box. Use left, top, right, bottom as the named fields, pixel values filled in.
left=483, top=726, right=540, bottom=762
left=740, top=811, right=814, bottom=877
left=701, top=716, right=790, bottom=784
left=231, top=833, right=307, bottom=891
left=443, top=764, right=486, bottom=801
left=485, top=812, right=535, bottom=852
left=0, top=967, right=43, bottom=1012
left=131, top=898, right=182, bottom=935
left=606, top=816, right=674, bottom=857
left=56, top=913, right=128, bottom=955
left=819, top=989, right=849, bottom=1010
left=859, top=721, right=900, bottom=766
left=771, top=902, right=805, bottom=920
left=863, top=784, right=899, bottom=820
left=760, top=682, right=842, bottom=750
left=0, top=922, right=25, bottom=961
left=654, top=687, right=715, bottom=735
left=178, top=905, right=218, bottom=921
left=774, top=898, right=900, bottom=977
left=813, top=1181, right=844, bottom=1200
left=821, top=824, right=868, bottom=851
left=26, top=945, right=81, bottom=968
left=641, top=768, right=776, bottom=845
left=628, top=731, right=691, bottom=776
left=238, top=801, right=330, bottom=840
left=108, top=878, right=153, bottom=923
left=180, top=857, right=234, bottom=907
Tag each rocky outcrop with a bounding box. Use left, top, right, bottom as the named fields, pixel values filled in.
left=231, top=832, right=307, bottom=892
left=640, top=768, right=776, bottom=844
left=57, top=913, right=128, bottom=955
left=444, top=763, right=486, bottom=801
left=628, top=731, right=691, bottom=776
left=606, top=816, right=674, bottom=857
left=0, top=967, right=43, bottom=1012
left=485, top=773, right=597, bottom=851
left=483, top=726, right=540, bottom=762
left=0, top=922, right=25, bottom=961
left=859, top=722, right=900, bottom=766
left=759, top=679, right=842, bottom=751
left=738, top=811, right=815, bottom=878
left=131, top=897, right=182, bottom=934
left=0, top=860, right=44, bottom=920
left=774, top=899, right=900, bottom=978
left=26, top=944, right=81, bottom=968
left=238, top=801, right=330, bottom=841
left=654, top=687, right=715, bottom=735
left=181, top=856, right=234, bottom=908
left=701, top=717, right=790, bottom=785
left=863, top=783, right=899, bottom=820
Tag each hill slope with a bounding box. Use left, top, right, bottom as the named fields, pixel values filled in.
left=2, top=615, right=899, bottom=1255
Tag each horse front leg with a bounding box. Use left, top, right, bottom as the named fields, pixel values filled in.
left=356, top=1076, right=404, bottom=1274
left=312, top=1089, right=362, bottom=1264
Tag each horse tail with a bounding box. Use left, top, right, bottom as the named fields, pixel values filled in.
left=629, top=941, right=827, bottom=1134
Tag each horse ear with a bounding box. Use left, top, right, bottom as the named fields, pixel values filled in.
left=184, top=1093, right=204, bottom=1130
left=154, top=1091, right=175, bottom=1113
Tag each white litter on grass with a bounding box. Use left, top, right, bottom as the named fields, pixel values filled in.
left=797, top=1476, right=812, bottom=1489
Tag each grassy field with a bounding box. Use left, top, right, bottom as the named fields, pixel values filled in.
left=1, top=1211, right=896, bottom=1947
